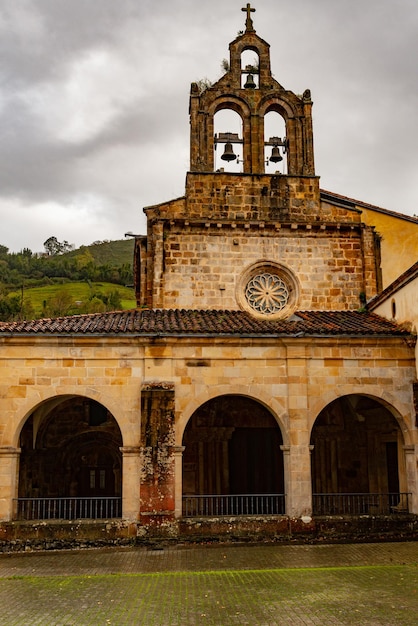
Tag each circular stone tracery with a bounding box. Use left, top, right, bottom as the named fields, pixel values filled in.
left=245, top=272, right=289, bottom=314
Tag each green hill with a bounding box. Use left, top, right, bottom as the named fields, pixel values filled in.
left=0, top=238, right=138, bottom=320
left=12, top=282, right=137, bottom=318
left=62, top=239, right=135, bottom=266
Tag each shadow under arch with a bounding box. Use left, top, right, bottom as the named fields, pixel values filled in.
left=177, top=386, right=287, bottom=445
left=18, top=395, right=123, bottom=510
left=308, top=391, right=412, bottom=445
left=310, top=393, right=410, bottom=515
left=181, top=394, right=285, bottom=508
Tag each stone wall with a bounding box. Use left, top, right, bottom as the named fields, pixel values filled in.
left=159, top=225, right=369, bottom=310
left=141, top=172, right=380, bottom=310
left=0, top=334, right=416, bottom=524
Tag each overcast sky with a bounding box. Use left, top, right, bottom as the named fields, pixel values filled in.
left=1, top=0, right=417, bottom=253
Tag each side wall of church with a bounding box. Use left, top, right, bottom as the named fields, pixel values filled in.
left=359, top=207, right=418, bottom=288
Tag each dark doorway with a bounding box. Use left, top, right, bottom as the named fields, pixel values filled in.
left=386, top=442, right=400, bottom=496
left=229, top=427, right=283, bottom=494
left=182, top=395, right=284, bottom=500
left=310, top=395, right=405, bottom=514
left=18, top=397, right=122, bottom=519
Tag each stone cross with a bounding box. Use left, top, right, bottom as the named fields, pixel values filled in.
left=242, top=3, right=255, bottom=31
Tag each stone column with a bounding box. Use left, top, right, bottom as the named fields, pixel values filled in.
left=281, top=443, right=312, bottom=517
left=120, top=446, right=141, bottom=520
left=140, top=384, right=176, bottom=522
left=404, top=444, right=418, bottom=514
left=0, top=447, right=21, bottom=521
left=173, top=446, right=185, bottom=518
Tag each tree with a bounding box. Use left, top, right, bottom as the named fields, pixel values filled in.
left=43, top=236, right=74, bottom=256
left=43, top=290, right=74, bottom=317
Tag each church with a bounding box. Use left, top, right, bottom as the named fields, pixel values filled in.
left=0, top=5, right=417, bottom=546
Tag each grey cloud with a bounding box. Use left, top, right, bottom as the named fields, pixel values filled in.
left=0, top=0, right=417, bottom=253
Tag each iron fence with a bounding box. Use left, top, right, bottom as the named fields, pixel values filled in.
left=14, top=497, right=122, bottom=521
left=312, top=492, right=411, bottom=516
left=182, top=493, right=286, bottom=517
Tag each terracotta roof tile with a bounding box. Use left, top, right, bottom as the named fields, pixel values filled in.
left=0, top=309, right=411, bottom=338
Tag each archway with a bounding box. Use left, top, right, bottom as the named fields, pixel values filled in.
left=264, top=110, right=287, bottom=174
left=18, top=396, right=123, bottom=519
left=310, top=394, right=408, bottom=515
left=182, top=395, right=284, bottom=515
left=214, top=109, right=243, bottom=172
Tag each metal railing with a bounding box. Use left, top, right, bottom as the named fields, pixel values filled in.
left=14, top=497, right=122, bottom=521
left=312, top=492, right=411, bottom=516
left=183, top=493, right=285, bottom=517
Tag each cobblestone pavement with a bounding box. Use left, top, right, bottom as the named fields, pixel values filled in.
left=0, top=542, right=417, bottom=625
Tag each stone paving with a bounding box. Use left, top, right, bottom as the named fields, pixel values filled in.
left=0, top=541, right=417, bottom=625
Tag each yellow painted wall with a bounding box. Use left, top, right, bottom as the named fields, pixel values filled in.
left=360, top=207, right=418, bottom=288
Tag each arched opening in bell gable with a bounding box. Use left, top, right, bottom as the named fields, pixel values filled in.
left=182, top=395, right=285, bottom=516
left=17, top=396, right=123, bottom=520
left=240, top=48, right=260, bottom=89
left=310, top=394, right=409, bottom=515
left=214, top=108, right=243, bottom=173
left=264, top=109, right=287, bottom=174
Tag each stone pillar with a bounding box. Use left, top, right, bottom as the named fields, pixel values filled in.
left=0, top=447, right=21, bottom=521
left=140, top=384, right=176, bottom=523
left=120, top=446, right=141, bottom=520
left=404, top=444, right=418, bottom=514
left=281, top=443, right=312, bottom=517
left=361, top=224, right=379, bottom=300
left=173, top=446, right=185, bottom=518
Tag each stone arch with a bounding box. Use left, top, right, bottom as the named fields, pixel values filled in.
left=310, top=393, right=410, bottom=514
left=308, top=390, right=412, bottom=445
left=228, top=34, right=271, bottom=82
left=264, top=110, right=287, bottom=174
left=258, top=96, right=298, bottom=121
left=17, top=395, right=123, bottom=517
left=240, top=48, right=260, bottom=89
left=209, top=97, right=252, bottom=172
left=258, top=94, right=314, bottom=176
left=177, top=385, right=287, bottom=445
left=181, top=394, right=285, bottom=512
left=213, top=108, right=243, bottom=172
left=10, top=388, right=139, bottom=449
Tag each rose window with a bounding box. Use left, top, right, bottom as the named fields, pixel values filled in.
left=245, top=273, right=289, bottom=314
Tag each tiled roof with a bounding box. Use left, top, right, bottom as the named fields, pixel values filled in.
left=0, top=309, right=411, bottom=337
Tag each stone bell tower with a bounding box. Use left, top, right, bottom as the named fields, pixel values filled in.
left=189, top=3, right=315, bottom=177
left=137, top=5, right=379, bottom=313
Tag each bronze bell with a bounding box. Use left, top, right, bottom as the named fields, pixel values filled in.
left=269, top=146, right=283, bottom=163
left=244, top=73, right=256, bottom=89
left=221, top=141, right=237, bottom=161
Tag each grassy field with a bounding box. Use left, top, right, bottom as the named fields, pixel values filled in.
left=0, top=565, right=417, bottom=625
left=11, top=282, right=136, bottom=317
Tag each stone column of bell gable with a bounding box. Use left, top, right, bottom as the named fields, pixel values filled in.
left=284, top=343, right=313, bottom=517
left=404, top=444, right=418, bottom=514
left=0, top=447, right=21, bottom=521
left=120, top=447, right=141, bottom=519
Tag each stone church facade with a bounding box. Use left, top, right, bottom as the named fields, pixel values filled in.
left=0, top=7, right=417, bottom=544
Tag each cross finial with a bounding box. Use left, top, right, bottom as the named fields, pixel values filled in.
left=242, top=3, right=255, bottom=32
